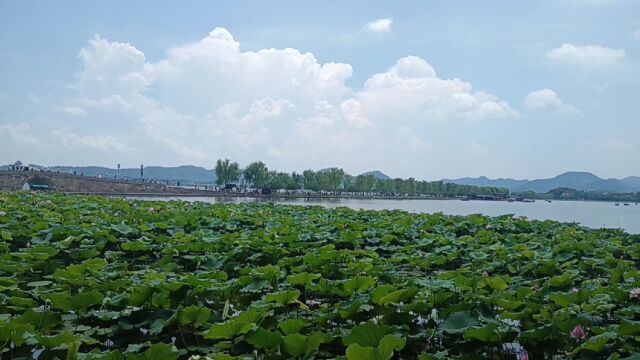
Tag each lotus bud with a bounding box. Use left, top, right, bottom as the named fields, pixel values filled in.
left=570, top=324, right=586, bottom=339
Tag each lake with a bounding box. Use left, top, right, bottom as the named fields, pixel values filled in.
left=133, top=196, right=640, bottom=234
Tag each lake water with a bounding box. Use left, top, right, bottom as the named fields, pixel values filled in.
left=134, top=196, right=640, bottom=234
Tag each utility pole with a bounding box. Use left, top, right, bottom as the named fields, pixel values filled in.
left=117, top=164, right=120, bottom=179
left=140, top=164, right=144, bottom=181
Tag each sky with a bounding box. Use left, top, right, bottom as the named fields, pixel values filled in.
left=1, top=1, right=639, bottom=180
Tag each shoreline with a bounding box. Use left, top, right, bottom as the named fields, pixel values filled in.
left=64, top=191, right=638, bottom=204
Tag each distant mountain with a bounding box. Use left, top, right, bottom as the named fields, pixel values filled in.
left=50, top=165, right=216, bottom=185
left=445, top=171, right=640, bottom=193
left=360, top=170, right=391, bottom=180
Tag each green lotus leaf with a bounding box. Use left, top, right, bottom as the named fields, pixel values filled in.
left=0, top=321, right=33, bottom=346
left=17, top=308, right=62, bottom=331
left=246, top=327, right=282, bottom=349
left=437, top=312, right=480, bottom=334
left=345, top=335, right=405, bottom=360
left=342, top=276, right=376, bottom=294
left=464, top=323, right=501, bottom=343
left=265, top=289, right=300, bottom=305
left=111, top=223, right=137, bottom=237
left=288, top=272, right=320, bottom=286
left=619, top=320, right=640, bottom=337
left=282, top=332, right=328, bottom=357
left=128, top=343, right=179, bottom=360
left=548, top=272, right=574, bottom=287
left=178, top=305, right=212, bottom=328
left=484, top=276, right=509, bottom=291
left=343, top=322, right=393, bottom=347
left=45, top=290, right=104, bottom=312
left=35, top=331, right=79, bottom=348
left=278, top=318, right=309, bottom=335
left=582, top=332, right=617, bottom=352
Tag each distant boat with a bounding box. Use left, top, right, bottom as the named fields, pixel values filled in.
left=623, top=203, right=630, bottom=206
left=615, top=203, right=620, bottom=206
left=545, top=199, right=552, bottom=203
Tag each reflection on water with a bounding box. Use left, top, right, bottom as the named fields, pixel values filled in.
left=130, top=196, right=640, bottom=234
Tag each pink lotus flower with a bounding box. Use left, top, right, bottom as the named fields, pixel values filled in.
left=570, top=325, right=586, bottom=339
left=519, top=352, right=529, bottom=360
left=630, top=288, right=640, bottom=299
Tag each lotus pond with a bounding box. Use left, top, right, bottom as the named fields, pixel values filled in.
left=1, top=192, right=639, bottom=360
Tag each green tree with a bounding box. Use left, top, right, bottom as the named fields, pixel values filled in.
left=215, top=158, right=241, bottom=186
left=326, top=168, right=345, bottom=192
left=355, top=175, right=376, bottom=192
left=303, top=170, right=318, bottom=191
left=243, top=161, right=269, bottom=189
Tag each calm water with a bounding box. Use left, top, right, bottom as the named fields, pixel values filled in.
left=134, top=196, right=640, bottom=234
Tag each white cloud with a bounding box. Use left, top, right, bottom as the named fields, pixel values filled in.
left=629, top=29, right=640, bottom=40
left=340, top=99, right=372, bottom=129
left=358, top=56, right=516, bottom=121
left=0, top=123, right=40, bottom=144
left=545, top=43, right=626, bottom=67
left=76, top=35, right=149, bottom=96
left=524, top=89, right=580, bottom=115
left=364, top=18, right=393, bottom=33
left=10, top=27, right=516, bottom=174
left=54, top=130, right=132, bottom=152
left=63, top=106, right=88, bottom=117
left=396, top=126, right=428, bottom=151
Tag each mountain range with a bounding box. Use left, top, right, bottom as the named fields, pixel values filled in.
left=444, top=171, right=640, bottom=193
left=3, top=164, right=638, bottom=193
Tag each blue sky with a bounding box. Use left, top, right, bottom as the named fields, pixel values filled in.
left=1, top=0, right=639, bottom=180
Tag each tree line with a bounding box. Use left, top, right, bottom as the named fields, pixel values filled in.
left=214, top=159, right=509, bottom=197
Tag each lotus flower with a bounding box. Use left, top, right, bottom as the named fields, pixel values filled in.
left=481, top=271, right=489, bottom=277
left=519, top=352, right=529, bottom=360
left=570, top=324, right=586, bottom=339
left=571, top=287, right=579, bottom=293
left=630, top=288, right=640, bottom=299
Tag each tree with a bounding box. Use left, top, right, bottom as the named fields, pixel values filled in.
left=215, top=158, right=240, bottom=186
left=243, top=161, right=269, bottom=189
left=355, top=175, right=376, bottom=193
left=303, top=170, right=318, bottom=191
left=326, top=168, right=345, bottom=192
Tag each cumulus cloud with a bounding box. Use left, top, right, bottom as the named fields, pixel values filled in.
left=545, top=43, right=626, bottom=67
left=524, top=89, right=580, bottom=115
left=364, top=18, right=393, bottom=33
left=358, top=56, right=516, bottom=120
left=7, top=27, right=517, bottom=174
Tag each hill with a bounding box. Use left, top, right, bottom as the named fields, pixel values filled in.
left=444, top=171, right=640, bottom=193
left=360, top=170, right=391, bottom=180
